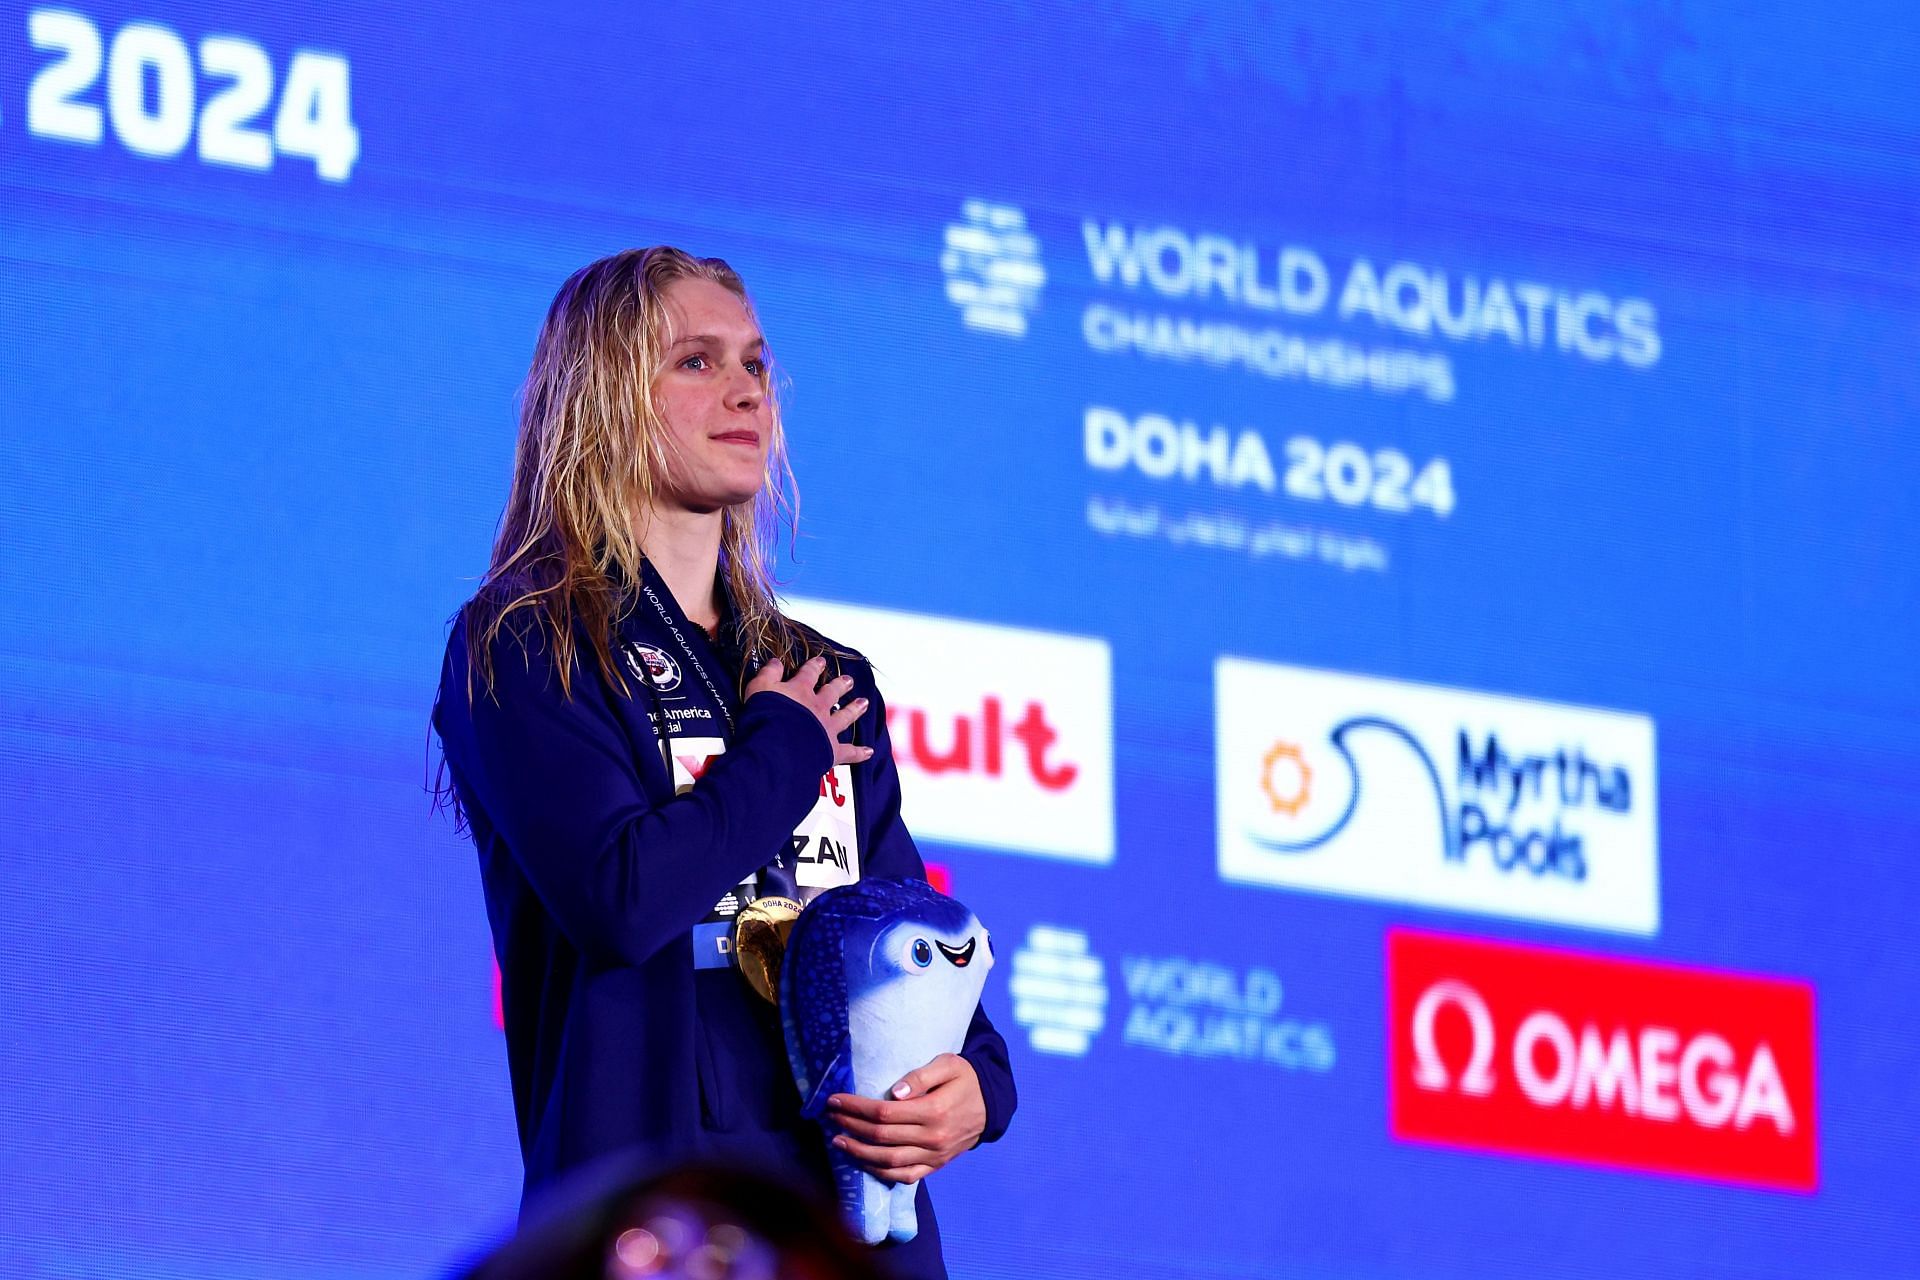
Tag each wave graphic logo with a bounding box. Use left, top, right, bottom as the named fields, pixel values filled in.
left=1246, top=719, right=1454, bottom=858
left=941, top=200, right=1046, bottom=338
left=1217, top=659, right=1659, bottom=937
left=1009, top=924, right=1108, bottom=1057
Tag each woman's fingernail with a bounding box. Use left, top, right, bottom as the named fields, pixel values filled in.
left=891, top=1083, right=912, bottom=1099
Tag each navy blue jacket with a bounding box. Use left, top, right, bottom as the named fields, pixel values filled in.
left=433, top=589, right=1015, bottom=1279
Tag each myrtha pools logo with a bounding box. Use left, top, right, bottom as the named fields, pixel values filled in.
left=941, top=200, right=1046, bottom=337
left=1216, top=659, right=1659, bottom=936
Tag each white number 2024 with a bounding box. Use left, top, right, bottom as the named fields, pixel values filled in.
left=1284, top=437, right=1457, bottom=518
left=27, top=9, right=360, bottom=182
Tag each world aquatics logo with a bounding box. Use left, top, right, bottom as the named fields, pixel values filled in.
left=941, top=200, right=1046, bottom=338
left=1216, top=659, right=1660, bottom=937
left=1008, top=922, right=1336, bottom=1074
left=1009, top=924, right=1108, bottom=1057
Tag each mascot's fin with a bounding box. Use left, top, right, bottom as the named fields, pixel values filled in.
left=799, top=1042, right=853, bottom=1120
left=889, top=1180, right=920, bottom=1242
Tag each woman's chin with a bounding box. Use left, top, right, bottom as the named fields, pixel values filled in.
left=716, top=480, right=765, bottom=510
left=662, top=483, right=764, bottom=515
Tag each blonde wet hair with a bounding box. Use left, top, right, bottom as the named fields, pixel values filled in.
left=465, top=246, right=818, bottom=699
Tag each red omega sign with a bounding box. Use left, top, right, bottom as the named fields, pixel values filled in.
left=1387, top=927, right=1817, bottom=1191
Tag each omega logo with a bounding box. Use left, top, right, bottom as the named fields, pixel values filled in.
left=1411, top=979, right=1497, bottom=1097
left=1407, top=978, right=1795, bottom=1135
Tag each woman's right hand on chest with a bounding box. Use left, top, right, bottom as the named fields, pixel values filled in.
left=745, top=655, right=875, bottom=767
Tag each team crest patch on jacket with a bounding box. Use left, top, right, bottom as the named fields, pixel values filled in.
left=623, top=642, right=683, bottom=691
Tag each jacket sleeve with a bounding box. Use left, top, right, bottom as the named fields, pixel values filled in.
left=853, top=669, right=1018, bottom=1146
left=434, top=614, right=834, bottom=969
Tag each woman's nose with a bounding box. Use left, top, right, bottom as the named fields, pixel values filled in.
left=727, top=369, right=764, bottom=411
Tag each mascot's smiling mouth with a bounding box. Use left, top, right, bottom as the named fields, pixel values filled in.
left=936, top=938, right=977, bottom=967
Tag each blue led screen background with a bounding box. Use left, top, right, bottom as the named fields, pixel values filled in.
left=2, top=3, right=1917, bottom=1277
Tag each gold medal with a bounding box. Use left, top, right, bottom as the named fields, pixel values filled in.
left=732, top=895, right=803, bottom=1003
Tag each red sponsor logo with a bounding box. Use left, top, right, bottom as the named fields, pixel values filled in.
left=1387, top=928, right=1816, bottom=1191
left=887, top=697, right=1078, bottom=791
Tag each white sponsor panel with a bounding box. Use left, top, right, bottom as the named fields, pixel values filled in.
left=1216, top=658, right=1659, bottom=935
left=788, top=597, right=1114, bottom=864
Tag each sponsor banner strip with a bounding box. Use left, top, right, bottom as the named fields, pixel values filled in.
left=1386, top=928, right=1816, bottom=1191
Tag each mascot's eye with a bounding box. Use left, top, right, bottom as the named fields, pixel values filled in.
left=911, top=938, right=933, bottom=968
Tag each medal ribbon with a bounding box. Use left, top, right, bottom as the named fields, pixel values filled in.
left=631, top=568, right=807, bottom=955
left=637, top=574, right=737, bottom=738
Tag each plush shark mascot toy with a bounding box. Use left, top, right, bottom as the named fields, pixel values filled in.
left=780, top=877, right=993, bottom=1244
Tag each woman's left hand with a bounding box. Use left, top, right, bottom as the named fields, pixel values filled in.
left=825, top=1053, right=987, bottom=1185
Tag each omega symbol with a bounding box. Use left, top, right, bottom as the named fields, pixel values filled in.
left=1411, top=978, right=1497, bottom=1097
